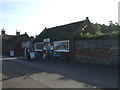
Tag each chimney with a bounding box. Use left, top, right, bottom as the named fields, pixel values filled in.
left=44, top=27, right=47, bottom=30
left=86, top=17, right=89, bottom=20
left=25, top=32, right=27, bottom=35
left=16, top=30, right=20, bottom=36
left=1, top=28, right=5, bottom=35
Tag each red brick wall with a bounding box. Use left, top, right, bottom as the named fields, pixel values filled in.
left=15, top=35, right=31, bottom=56
left=2, top=34, right=31, bottom=56
left=75, top=49, right=115, bottom=58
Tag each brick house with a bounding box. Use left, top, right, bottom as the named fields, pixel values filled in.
left=33, top=17, right=96, bottom=61
left=1, top=29, right=32, bottom=56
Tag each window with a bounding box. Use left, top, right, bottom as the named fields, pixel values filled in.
left=34, top=42, right=44, bottom=51
left=54, top=40, right=69, bottom=52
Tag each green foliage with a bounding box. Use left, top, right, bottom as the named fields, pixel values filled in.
left=75, top=31, right=118, bottom=40
left=92, top=23, right=101, bottom=34
left=74, top=21, right=119, bottom=41
left=100, top=22, right=119, bottom=33
left=107, top=30, right=118, bottom=40
left=30, top=36, right=34, bottom=38
left=35, top=35, right=38, bottom=38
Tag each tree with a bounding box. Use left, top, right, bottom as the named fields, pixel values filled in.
left=108, top=21, right=119, bottom=32
left=100, top=24, right=110, bottom=33
left=30, top=36, right=34, bottom=39
left=92, top=23, right=101, bottom=34
left=35, top=35, right=38, bottom=38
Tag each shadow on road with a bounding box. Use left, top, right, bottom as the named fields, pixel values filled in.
left=2, top=57, right=119, bottom=88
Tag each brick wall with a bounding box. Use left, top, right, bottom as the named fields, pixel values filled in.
left=2, top=35, right=31, bottom=56
left=74, top=40, right=118, bottom=65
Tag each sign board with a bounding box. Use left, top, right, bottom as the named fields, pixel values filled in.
left=43, top=38, right=50, bottom=42
left=29, top=52, right=36, bottom=59
left=44, top=46, right=46, bottom=50
left=51, top=46, right=53, bottom=50
left=10, top=51, right=14, bottom=57
left=22, top=41, right=30, bottom=48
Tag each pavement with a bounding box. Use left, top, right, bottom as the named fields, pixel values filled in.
left=1, top=56, right=119, bottom=88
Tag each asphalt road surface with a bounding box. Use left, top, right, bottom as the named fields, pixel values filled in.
left=1, top=57, right=118, bottom=88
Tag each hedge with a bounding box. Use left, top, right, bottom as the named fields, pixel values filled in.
left=74, top=31, right=119, bottom=40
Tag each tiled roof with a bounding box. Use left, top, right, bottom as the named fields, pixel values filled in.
left=1, top=34, right=15, bottom=40
left=3, top=34, right=29, bottom=44
left=34, top=20, right=86, bottom=42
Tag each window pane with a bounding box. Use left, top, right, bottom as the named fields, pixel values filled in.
left=35, top=43, right=44, bottom=50
left=54, top=41, right=69, bottom=51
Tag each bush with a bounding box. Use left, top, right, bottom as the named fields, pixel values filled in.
left=74, top=31, right=118, bottom=40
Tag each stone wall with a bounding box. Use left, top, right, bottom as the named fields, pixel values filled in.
left=74, top=39, right=118, bottom=65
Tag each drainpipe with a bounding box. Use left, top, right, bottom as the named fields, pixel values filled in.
left=73, top=38, right=75, bottom=61
left=25, top=48, right=26, bottom=57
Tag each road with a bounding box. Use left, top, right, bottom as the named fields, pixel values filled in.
left=1, top=57, right=118, bottom=88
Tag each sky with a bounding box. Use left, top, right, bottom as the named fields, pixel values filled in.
left=0, top=0, right=119, bottom=36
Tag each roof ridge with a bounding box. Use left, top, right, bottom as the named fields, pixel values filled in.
left=46, top=20, right=86, bottom=30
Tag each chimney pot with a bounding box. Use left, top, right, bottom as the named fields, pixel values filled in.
left=16, top=30, right=20, bottom=36
left=86, top=17, right=89, bottom=20
left=1, top=28, right=5, bottom=35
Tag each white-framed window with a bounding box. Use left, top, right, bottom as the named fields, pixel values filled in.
left=34, top=42, right=44, bottom=51
left=54, top=40, right=69, bottom=52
